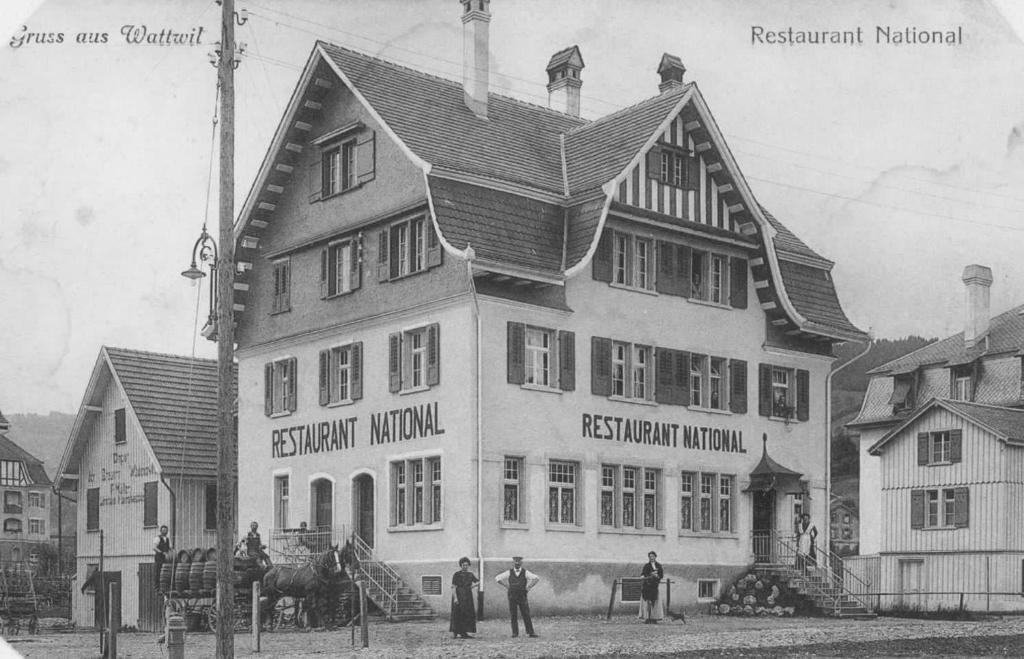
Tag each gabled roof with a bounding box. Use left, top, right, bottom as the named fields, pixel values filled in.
left=0, top=433, right=50, bottom=486
left=59, top=347, right=234, bottom=481
left=868, top=398, right=1024, bottom=455
left=869, top=304, right=1024, bottom=375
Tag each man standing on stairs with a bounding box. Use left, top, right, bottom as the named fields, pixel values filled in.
left=495, top=556, right=540, bottom=638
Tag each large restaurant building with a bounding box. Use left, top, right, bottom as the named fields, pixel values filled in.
left=230, top=1, right=866, bottom=615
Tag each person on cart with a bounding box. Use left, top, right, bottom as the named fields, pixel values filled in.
left=153, top=524, right=171, bottom=588
left=242, top=520, right=272, bottom=568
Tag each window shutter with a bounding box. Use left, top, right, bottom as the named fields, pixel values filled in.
left=646, top=146, right=662, bottom=180
left=318, top=350, right=330, bottom=406
left=971, top=360, right=981, bottom=401
left=205, top=483, right=217, bottom=531
left=758, top=364, right=772, bottom=417
left=677, top=245, right=692, bottom=296
left=949, top=429, right=963, bottom=463
left=910, top=490, right=925, bottom=529
left=655, top=348, right=677, bottom=404
left=389, top=226, right=402, bottom=279
left=729, top=359, right=747, bottom=414
left=351, top=238, right=363, bottom=291
left=684, top=153, right=700, bottom=191
left=264, top=362, right=273, bottom=416
left=507, top=322, right=525, bottom=385
left=558, top=330, right=576, bottom=392
left=309, top=157, right=322, bottom=203
left=143, top=481, right=158, bottom=528
left=388, top=333, right=402, bottom=392
left=426, top=225, right=443, bottom=268
left=796, top=369, right=810, bottom=421
left=729, top=257, right=748, bottom=309
left=287, top=357, right=298, bottom=412
left=676, top=351, right=690, bottom=405
left=953, top=487, right=969, bottom=527
left=86, top=488, right=99, bottom=530
left=917, top=432, right=929, bottom=465
left=320, top=248, right=329, bottom=298
left=592, top=230, right=613, bottom=282
left=350, top=342, right=363, bottom=401
left=377, top=226, right=391, bottom=282
left=655, top=241, right=683, bottom=296
left=355, top=131, right=376, bottom=184
left=591, top=336, right=612, bottom=396
left=426, top=323, right=440, bottom=386
left=114, top=408, right=126, bottom=443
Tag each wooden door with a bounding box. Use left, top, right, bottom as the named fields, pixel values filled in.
left=898, top=559, right=923, bottom=607
left=313, top=479, right=333, bottom=530
left=752, top=491, right=775, bottom=562
left=137, top=563, right=164, bottom=632
left=354, top=475, right=374, bottom=548
left=94, top=571, right=121, bottom=630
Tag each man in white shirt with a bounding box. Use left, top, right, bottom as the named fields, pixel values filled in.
left=494, top=555, right=539, bottom=637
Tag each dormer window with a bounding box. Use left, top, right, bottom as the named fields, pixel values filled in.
left=950, top=363, right=975, bottom=401
left=889, top=373, right=915, bottom=413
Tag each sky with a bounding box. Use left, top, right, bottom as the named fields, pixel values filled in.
left=0, top=0, right=1022, bottom=415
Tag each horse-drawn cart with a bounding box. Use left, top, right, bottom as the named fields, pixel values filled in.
left=159, top=548, right=267, bottom=632
left=0, top=565, right=39, bottom=635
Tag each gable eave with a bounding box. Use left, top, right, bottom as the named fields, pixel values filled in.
left=56, top=350, right=115, bottom=482
left=867, top=398, right=1016, bottom=455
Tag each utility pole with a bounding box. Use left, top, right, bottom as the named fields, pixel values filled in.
left=215, top=0, right=237, bottom=655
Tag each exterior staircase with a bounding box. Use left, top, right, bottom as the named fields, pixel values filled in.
left=753, top=531, right=876, bottom=619
left=350, top=535, right=436, bottom=621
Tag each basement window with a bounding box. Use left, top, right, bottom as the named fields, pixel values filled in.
left=422, top=576, right=442, bottom=595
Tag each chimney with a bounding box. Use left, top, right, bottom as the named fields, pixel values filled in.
left=460, top=0, right=491, bottom=119
left=546, top=45, right=584, bottom=117
left=657, top=53, right=686, bottom=93
left=962, top=264, right=993, bottom=348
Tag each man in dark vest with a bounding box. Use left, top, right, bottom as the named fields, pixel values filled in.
left=495, top=555, right=540, bottom=637
left=153, top=525, right=171, bottom=588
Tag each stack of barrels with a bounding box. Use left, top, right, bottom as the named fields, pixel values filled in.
left=202, top=549, right=218, bottom=593
left=172, top=550, right=192, bottom=594
left=158, top=547, right=221, bottom=597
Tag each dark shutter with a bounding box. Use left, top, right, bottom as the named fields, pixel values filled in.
left=917, top=432, right=929, bottom=465
left=350, top=342, right=363, bottom=401
left=684, top=153, right=700, bottom=191
left=143, top=481, right=158, bottom=528
left=286, top=357, right=298, bottom=412
left=264, top=362, right=273, bottom=416
left=655, top=348, right=678, bottom=404
left=86, top=487, right=99, bottom=530
left=729, top=359, right=747, bottom=414
left=114, top=408, right=126, bottom=443
left=646, top=146, right=663, bottom=180
left=507, top=322, right=525, bottom=385
left=309, top=157, right=322, bottom=203
left=729, top=257, right=748, bottom=309
left=320, top=248, right=329, bottom=298
left=677, top=245, right=692, bottom=297
left=389, top=225, right=402, bottom=279
left=758, top=364, right=772, bottom=417
left=910, top=490, right=925, bottom=529
left=355, top=131, right=376, bottom=184
left=593, top=230, right=613, bottom=282
left=796, top=369, right=810, bottom=421
left=205, top=483, right=217, bottom=531
left=426, top=323, right=440, bottom=386
left=351, top=238, right=363, bottom=290
left=953, top=487, right=969, bottom=528
left=388, top=333, right=402, bottom=392
left=425, top=225, right=442, bottom=268
left=949, top=429, right=963, bottom=463
left=656, top=241, right=685, bottom=296
left=677, top=351, right=691, bottom=405
left=377, top=226, right=391, bottom=282
left=318, top=350, right=330, bottom=406
left=591, top=336, right=612, bottom=396
left=971, top=360, right=981, bottom=401
left=558, top=330, right=576, bottom=392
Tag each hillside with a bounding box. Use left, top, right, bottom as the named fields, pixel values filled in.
left=4, top=412, right=76, bottom=479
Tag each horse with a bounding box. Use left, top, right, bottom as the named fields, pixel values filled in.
left=261, top=542, right=356, bottom=629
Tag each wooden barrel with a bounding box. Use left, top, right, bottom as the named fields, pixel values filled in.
left=173, top=550, right=192, bottom=593
left=158, top=563, right=173, bottom=594
left=202, top=548, right=217, bottom=592
left=188, top=548, right=206, bottom=593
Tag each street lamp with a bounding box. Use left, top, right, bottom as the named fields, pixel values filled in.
left=181, top=226, right=219, bottom=338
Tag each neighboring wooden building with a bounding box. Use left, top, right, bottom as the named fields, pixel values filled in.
left=56, top=347, right=224, bottom=630
left=227, top=1, right=866, bottom=616
left=0, top=411, right=54, bottom=566
left=850, top=265, right=1024, bottom=611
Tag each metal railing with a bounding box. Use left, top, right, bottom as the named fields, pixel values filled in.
left=349, top=534, right=401, bottom=619
left=268, top=525, right=347, bottom=564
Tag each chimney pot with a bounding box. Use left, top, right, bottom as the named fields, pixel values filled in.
left=461, top=0, right=491, bottom=119
left=546, top=45, right=584, bottom=117
left=962, top=264, right=993, bottom=348
left=657, top=52, right=686, bottom=93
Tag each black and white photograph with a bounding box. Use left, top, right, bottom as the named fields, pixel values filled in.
left=0, top=1, right=1023, bottom=656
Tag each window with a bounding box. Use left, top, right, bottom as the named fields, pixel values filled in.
left=143, top=481, right=158, bottom=528
left=604, top=340, right=652, bottom=401
left=274, top=475, right=289, bottom=530
left=950, top=362, right=977, bottom=402
left=114, top=407, right=126, bottom=444
left=599, top=465, right=661, bottom=530
left=264, top=357, right=298, bottom=416
left=319, top=343, right=363, bottom=405
left=388, top=324, right=440, bottom=393
left=503, top=457, right=523, bottom=523
left=391, top=457, right=442, bottom=527
left=759, top=364, right=809, bottom=421
left=507, top=323, right=575, bottom=391
left=27, top=492, right=42, bottom=508
left=378, top=216, right=441, bottom=282
left=681, top=471, right=735, bottom=534
left=889, top=373, right=915, bottom=413
left=647, top=144, right=694, bottom=190
left=952, top=373, right=971, bottom=401
left=690, top=250, right=728, bottom=304
left=205, top=483, right=217, bottom=531
left=697, top=580, right=718, bottom=600
left=612, top=232, right=654, bottom=290
left=917, top=430, right=962, bottom=466
left=911, top=487, right=968, bottom=529
left=0, top=461, right=27, bottom=486
left=323, top=139, right=356, bottom=196
left=28, top=518, right=44, bottom=535
left=271, top=258, right=291, bottom=313
left=547, top=461, right=578, bottom=526
left=86, top=487, right=99, bottom=531
left=320, top=238, right=362, bottom=298
left=3, top=519, right=22, bottom=534
left=525, top=327, right=553, bottom=387
left=660, top=149, right=686, bottom=187
left=4, top=491, right=22, bottom=515
left=688, top=354, right=728, bottom=409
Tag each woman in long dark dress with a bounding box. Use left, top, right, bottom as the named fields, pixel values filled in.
left=450, top=557, right=479, bottom=639
left=638, top=551, right=664, bottom=623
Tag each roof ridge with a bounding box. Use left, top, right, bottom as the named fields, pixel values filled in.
left=104, top=345, right=218, bottom=365
left=941, top=398, right=1024, bottom=412
left=319, top=41, right=589, bottom=126
left=566, top=85, right=691, bottom=136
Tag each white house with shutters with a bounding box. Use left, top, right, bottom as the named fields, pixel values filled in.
left=227, top=1, right=866, bottom=617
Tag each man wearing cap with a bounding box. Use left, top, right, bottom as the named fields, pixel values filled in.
left=495, top=555, right=540, bottom=638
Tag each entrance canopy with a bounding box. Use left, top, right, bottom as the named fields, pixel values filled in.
left=743, top=434, right=804, bottom=494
